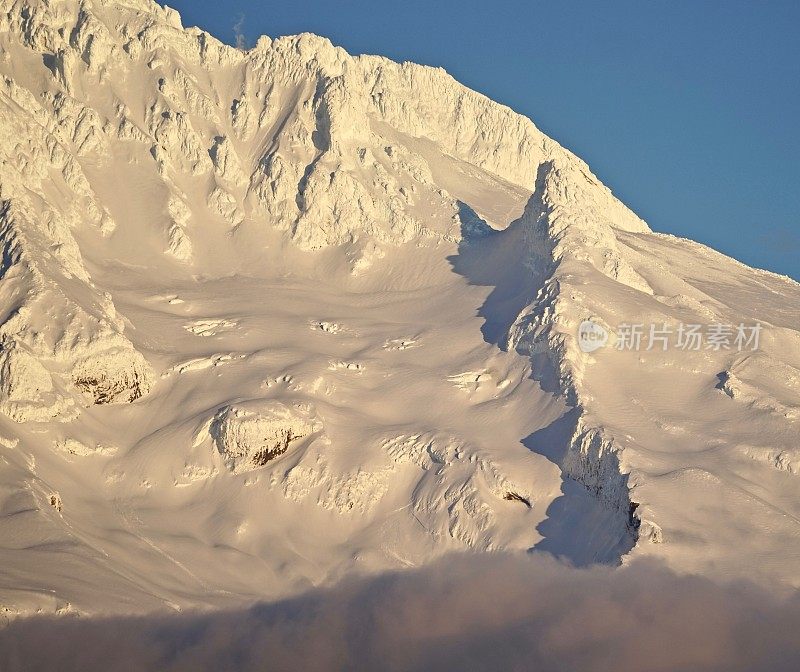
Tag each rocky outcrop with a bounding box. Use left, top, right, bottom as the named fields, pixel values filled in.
left=210, top=401, right=319, bottom=474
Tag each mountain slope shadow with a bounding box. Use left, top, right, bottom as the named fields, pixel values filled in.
left=448, top=197, right=634, bottom=567
left=523, top=411, right=635, bottom=566
left=448, top=200, right=546, bottom=348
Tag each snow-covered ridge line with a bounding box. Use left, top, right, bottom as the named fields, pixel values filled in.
left=0, top=50, right=153, bottom=421
left=504, top=159, right=656, bottom=542
left=1, top=0, right=646, bottom=248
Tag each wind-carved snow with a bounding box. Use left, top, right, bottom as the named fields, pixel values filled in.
left=328, top=359, right=364, bottom=372
left=448, top=369, right=512, bottom=399
left=382, top=433, right=535, bottom=549
left=173, top=463, right=218, bottom=487
left=54, top=438, right=117, bottom=458
left=161, top=353, right=244, bottom=377
left=0, top=0, right=798, bottom=616
left=184, top=318, right=238, bottom=337
left=272, top=431, right=535, bottom=545
left=281, top=464, right=393, bottom=515
left=383, top=336, right=418, bottom=351
left=309, top=320, right=345, bottom=334
left=718, top=355, right=800, bottom=419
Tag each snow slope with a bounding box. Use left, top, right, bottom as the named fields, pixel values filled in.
left=0, top=0, right=798, bottom=617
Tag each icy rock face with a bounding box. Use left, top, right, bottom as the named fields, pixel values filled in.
left=0, top=0, right=640, bottom=255
left=563, top=423, right=630, bottom=514
left=507, top=159, right=652, bottom=397
left=0, top=341, right=73, bottom=421
left=210, top=402, right=319, bottom=474
left=72, top=349, right=151, bottom=404
left=0, top=26, right=155, bottom=422
left=498, top=151, right=799, bottom=551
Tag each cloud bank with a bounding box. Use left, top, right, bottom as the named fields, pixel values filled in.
left=1, top=553, right=799, bottom=672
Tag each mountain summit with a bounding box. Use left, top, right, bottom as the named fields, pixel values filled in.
left=0, top=0, right=798, bottom=615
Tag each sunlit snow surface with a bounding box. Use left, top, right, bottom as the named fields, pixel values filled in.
left=0, top=0, right=798, bottom=620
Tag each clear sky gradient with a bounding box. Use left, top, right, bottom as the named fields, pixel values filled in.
left=162, top=1, right=800, bottom=279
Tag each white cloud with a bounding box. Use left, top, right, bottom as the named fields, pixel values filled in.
left=2, top=553, right=799, bottom=671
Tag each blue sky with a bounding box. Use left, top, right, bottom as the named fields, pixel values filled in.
left=163, top=1, right=800, bottom=279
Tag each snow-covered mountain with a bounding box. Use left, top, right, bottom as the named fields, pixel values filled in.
left=0, top=0, right=798, bottom=617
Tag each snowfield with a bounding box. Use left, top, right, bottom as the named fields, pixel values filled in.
left=0, top=0, right=798, bottom=623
